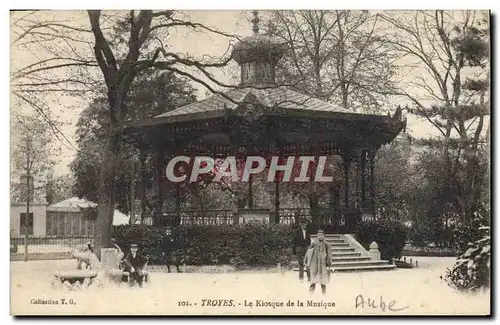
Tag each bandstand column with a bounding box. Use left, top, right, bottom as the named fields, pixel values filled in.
left=274, top=174, right=280, bottom=224
left=352, top=152, right=362, bottom=209
left=152, top=149, right=165, bottom=213
left=343, top=156, right=351, bottom=208
left=369, top=151, right=376, bottom=218
left=248, top=173, right=254, bottom=209
left=271, top=145, right=281, bottom=225
left=273, top=152, right=283, bottom=224
left=175, top=182, right=181, bottom=219
left=139, top=150, right=147, bottom=221
left=360, top=149, right=368, bottom=210
left=330, top=181, right=340, bottom=231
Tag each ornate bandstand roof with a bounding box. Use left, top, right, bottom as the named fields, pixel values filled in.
left=124, top=11, right=406, bottom=153
left=153, top=86, right=355, bottom=123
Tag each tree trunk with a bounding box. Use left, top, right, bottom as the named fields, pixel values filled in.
left=24, top=166, right=30, bottom=262
left=94, top=116, right=121, bottom=259
left=335, top=11, right=348, bottom=109
left=129, top=160, right=136, bottom=224
left=314, top=64, right=323, bottom=99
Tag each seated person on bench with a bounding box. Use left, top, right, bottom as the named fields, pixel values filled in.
left=122, top=243, right=148, bottom=287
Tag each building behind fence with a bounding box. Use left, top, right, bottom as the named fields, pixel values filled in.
left=10, top=202, right=48, bottom=237
left=10, top=197, right=128, bottom=260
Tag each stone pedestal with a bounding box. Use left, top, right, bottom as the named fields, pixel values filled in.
left=368, top=241, right=381, bottom=261
left=237, top=208, right=271, bottom=224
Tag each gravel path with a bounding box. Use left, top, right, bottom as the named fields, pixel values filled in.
left=10, top=256, right=490, bottom=315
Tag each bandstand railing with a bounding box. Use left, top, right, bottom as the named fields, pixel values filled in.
left=152, top=209, right=235, bottom=226
left=275, top=207, right=362, bottom=233
left=149, top=207, right=362, bottom=233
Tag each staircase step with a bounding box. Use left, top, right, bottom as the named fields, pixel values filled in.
left=312, top=235, right=342, bottom=239
left=323, top=239, right=346, bottom=243
left=293, top=262, right=394, bottom=272
left=332, top=264, right=396, bottom=273
left=331, top=247, right=355, bottom=252
left=330, top=260, right=391, bottom=268
left=331, top=252, right=362, bottom=257
left=328, top=243, right=350, bottom=247
left=330, top=256, right=371, bottom=262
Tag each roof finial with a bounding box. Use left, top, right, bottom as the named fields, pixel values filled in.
left=251, top=10, right=260, bottom=35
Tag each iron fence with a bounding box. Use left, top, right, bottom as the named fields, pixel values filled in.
left=10, top=235, right=94, bottom=255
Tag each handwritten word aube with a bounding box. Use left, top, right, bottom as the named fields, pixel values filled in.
left=355, top=294, right=408, bottom=312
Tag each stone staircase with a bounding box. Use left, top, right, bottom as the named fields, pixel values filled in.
left=296, top=234, right=396, bottom=273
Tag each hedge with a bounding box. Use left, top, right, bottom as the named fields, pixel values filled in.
left=112, top=223, right=294, bottom=267
left=355, top=219, right=408, bottom=260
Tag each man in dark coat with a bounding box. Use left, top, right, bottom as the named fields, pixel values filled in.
left=123, top=243, right=148, bottom=287
left=293, top=219, right=311, bottom=282
left=161, top=227, right=182, bottom=273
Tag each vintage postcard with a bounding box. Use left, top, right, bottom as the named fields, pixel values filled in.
left=10, top=9, right=491, bottom=316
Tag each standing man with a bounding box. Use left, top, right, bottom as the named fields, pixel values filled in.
left=161, top=227, right=182, bottom=273
left=308, top=230, right=332, bottom=295
left=293, top=218, right=311, bottom=282
left=123, top=243, right=148, bottom=287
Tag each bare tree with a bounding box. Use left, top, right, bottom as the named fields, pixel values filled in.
left=270, top=10, right=397, bottom=111
left=381, top=10, right=490, bottom=223
left=10, top=113, right=60, bottom=260
left=12, top=10, right=316, bottom=256
left=11, top=10, right=249, bottom=256
left=10, top=114, right=59, bottom=202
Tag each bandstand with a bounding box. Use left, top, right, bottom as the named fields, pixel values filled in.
left=123, top=13, right=405, bottom=233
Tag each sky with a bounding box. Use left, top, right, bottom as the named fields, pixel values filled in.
left=10, top=10, right=489, bottom=176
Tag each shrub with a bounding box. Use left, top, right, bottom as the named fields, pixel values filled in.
left=452, top=207, right=490, bottom=254
left=442, top=227, right=490, bottom=292
left=355, top=219, right=408, bottom=260
left=112, top=225, right=165, bottom=263
left=112, top=223, right=294, bottom=267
